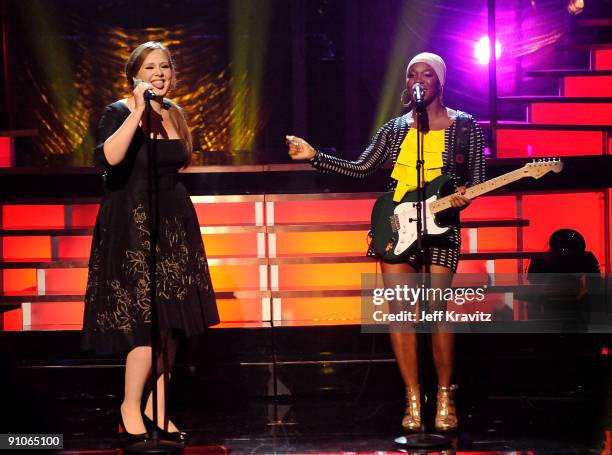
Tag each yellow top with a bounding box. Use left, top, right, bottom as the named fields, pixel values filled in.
left=391, top=128, right=445, bottom=202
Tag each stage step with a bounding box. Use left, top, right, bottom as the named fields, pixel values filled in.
left=494, top=128, right=608, bottom=157
left=563, top=75, right=612, bottom=97
left=0, top=220, right=530, bottom=237
left=0, top=250, right=545, bottom=271
left=498, top=96, right=612, bottom=103
left=577, top=18, right=612, bottom=27
left=592, top=49, right=612, bottom=70
left=481, top=121, right=612, bottom=131
left=528, top=103, right=612, bottom=126
left=557, top=43, right=612, bottom=51
left=525, top=69, right=612, bottom=77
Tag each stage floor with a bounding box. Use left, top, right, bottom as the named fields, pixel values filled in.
left=52, top=394, right=608, bottom=454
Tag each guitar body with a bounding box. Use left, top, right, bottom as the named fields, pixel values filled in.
left=369, top=159, right=564, bottom=263
left=370, top=174, right=457, bottom=263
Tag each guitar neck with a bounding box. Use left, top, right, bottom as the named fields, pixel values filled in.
left=430, top=168, right=529, bottom=214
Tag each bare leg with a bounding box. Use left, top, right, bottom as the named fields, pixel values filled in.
left=429, top=264, right=455, bottom=387
left=143, top=332, right=180, bottom=432
left=381, top=262, right=419, bottom=389
left=121, top=346, right=151, bottom=434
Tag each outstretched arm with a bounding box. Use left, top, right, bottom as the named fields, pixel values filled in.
left=286, top=119, right=395, bottom=179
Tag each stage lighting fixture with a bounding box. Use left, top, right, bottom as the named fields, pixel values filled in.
left=475, top=36, right=502, bottom=65
left=567, top=0, right=585, bottom=15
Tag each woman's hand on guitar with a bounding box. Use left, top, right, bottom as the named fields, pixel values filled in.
left=286, top=135, right=316, bottom=160
left=449, top=186, right=471, bottom=209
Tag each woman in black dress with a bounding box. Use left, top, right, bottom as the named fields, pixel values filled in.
left=81, top=41, right=219, bottom=442
left=288, top=52, right=485, bottom=432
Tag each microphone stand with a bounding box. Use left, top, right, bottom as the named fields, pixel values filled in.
left=395, top=101, right=451, bottom=452
left=125, top=97, right=183, bottom=455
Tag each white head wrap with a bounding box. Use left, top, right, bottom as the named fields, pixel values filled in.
left=406, top=52, right=446, bottom=87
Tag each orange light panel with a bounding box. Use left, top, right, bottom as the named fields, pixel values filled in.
left=595, top=50, right=612, bottom=70
left=57, top=236, right=92, bottom=259
left=278, top=263, right=378, bottom=289
left=202, top=233, right=258, bottom=257
left=522, top=192, right=605, bottom=266
left=530, top=103, right=612, bottom=125
left=217, top=298, right=262, bottom=322
left=45, top=269, right=88, bottom=294
left=274, top=199, right=374, bottom=224
left=209, top=264, right=262, bottom=290
left=276, top=231, right=368, bottom=255
left=2, top=269, right=36, bottom=293
left=496, top=130, right=602, bottom=157
left=2, top=236, right=51, bottom=261
left=281, top=296, right=361, bottom=322
left=2, top=205, right=65, bottom=229
left=476, top=227, right=518, bottom=251
left=564, top=76, right=612, bottom=97
left=193, top=202, right=255, bottom=226
left=71, top=204, right=100, bottom=227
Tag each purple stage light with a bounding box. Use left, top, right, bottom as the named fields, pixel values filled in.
left=475, top=36, right=501, bottom=65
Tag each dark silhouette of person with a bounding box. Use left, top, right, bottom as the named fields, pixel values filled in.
left=527, top=229, right=602, bottom=326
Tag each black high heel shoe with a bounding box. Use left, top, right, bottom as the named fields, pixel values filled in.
left=143, top=415, right=188, bottom=444
left=118, top=409, right=151, bottom=443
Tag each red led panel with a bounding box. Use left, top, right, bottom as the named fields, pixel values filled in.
left=57, top=236, right=92, bottom=259
left=530, top=103, right=612, bottom=125
left=594, top=50, right=612, bottom=70
left=456, top=260, right=488, bottom=274
left=2, top=236, right=51, bottom=261
left=274, top=199, right=374, bottom=224
left=462, top=195, right=517, bottom=219
left=563, top=76, right=612, bottom=97
left=217, top=298, right=262, bottom=322
left=2, top=308, right=23, bottom=331
left=2, top=205, right=64, bottom=229
left=2, top=269, right=36, bottom=293
left=70, top=204, right=100, bottom=227
left=45, top=269, right=88, bottom=294
left=193, top=202, right=255, bottom=226
left=31, top=302, right=83, bottom=328
left=0, top=137, right=13, bottom=167
left=496, top=130, right=603, bottom=157
left=608, top=189, right=612, bottom=272
left=202, top=233, right=258, bottom=257
left=281, top=296, right=361, bottom=322
left=522, top=192, right=605, bottom=266
left=276, top=231, right=368, bottom=255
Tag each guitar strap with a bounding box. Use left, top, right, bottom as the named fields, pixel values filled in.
left=453, top=113, right=472, bottom=187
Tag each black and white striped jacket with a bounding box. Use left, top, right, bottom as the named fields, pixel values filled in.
left=310, top=110, right=486, bottom=191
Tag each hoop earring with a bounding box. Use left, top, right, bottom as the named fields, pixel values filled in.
left=400, top=89, right=411, bottom=108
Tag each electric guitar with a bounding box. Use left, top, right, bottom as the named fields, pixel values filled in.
left=370, top=159, right=564, bottom=262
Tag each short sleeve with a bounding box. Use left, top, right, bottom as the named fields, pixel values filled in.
left=94, top=103, right=126, bottom=167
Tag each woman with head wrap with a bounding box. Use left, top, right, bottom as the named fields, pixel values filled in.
left=287, top=52, right=485, bottom=432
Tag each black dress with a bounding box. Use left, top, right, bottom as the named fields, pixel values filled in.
left=81, top=101, right=219, bottom=355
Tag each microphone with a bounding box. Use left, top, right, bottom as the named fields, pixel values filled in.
left=143, top=89, right=156, bottom=101
left=133, top=78, right=156, bottom=101
left=413, top=83, right=425, bottom=105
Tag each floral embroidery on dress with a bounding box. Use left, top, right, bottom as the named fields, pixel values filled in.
left=89, top=202, right=212, bottom=333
